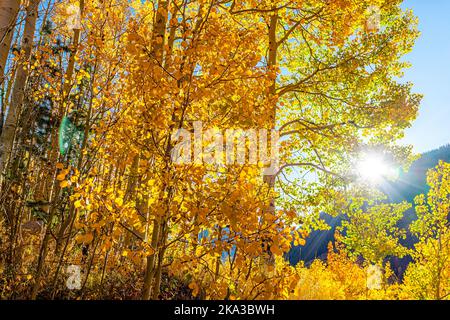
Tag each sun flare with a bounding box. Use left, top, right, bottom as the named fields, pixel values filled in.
left=356, top=153, right=392, bottom=183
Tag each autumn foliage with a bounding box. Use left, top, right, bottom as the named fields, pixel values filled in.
left=0, top=0, right=447, bottom=300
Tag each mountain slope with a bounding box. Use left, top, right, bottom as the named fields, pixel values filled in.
left=289, top=144, right=450, bottom=272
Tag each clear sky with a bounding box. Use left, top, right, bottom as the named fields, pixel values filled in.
left=400, top=0, right=450, bottom=153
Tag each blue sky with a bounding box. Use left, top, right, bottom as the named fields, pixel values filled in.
left=400, top=0, right=450, bottom=152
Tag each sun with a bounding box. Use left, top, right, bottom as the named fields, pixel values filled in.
left=356, top=153, right=391, bottom=183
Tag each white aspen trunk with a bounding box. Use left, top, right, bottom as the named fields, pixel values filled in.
left=0, top=0, right=20, bottom=87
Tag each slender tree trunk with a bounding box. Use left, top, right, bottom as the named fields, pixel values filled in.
left=0, top=0, right=20, bottom=87
left=50, top=59, right=97, bottom=298
left=0, top=0, right=39, bottom=176
left=435, top=234, right=442, bottom=299
left=259, top=11, right=279, bottom=266
left=31, top=0, right=87, bottom=297
left=141, top=0, right=169, bottom=300
left=62, top=0, right=84, bottom=98
left=263, top=12, right=278, bottom=211
left=142, top=219, right=161, bottom=299
left=45, top=0, right=84, bottom=193
left=30, top=187, right=57, bottom=299
left=151, top=227, right=168, bottom=300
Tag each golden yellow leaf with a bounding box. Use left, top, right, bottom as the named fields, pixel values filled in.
left=74, top=200, right=82, bottom=209
left=60, top=180, right=70, bottom=188
left=188, top=281, right=199, bottom=297
left=76, top=233, right=94, bottom=244
left=114, top=197, right=123, bottom=206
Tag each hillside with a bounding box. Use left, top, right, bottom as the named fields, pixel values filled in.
left=384, top=144, right=450, bottom=204
left=289, top=144, right=450, bottom=273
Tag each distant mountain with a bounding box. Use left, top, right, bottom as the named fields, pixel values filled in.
left=287, top=213, right=343, bottom=266
left=288, top=144, right=450, bottom=276
left=383, top=143, right=450, bottom=204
